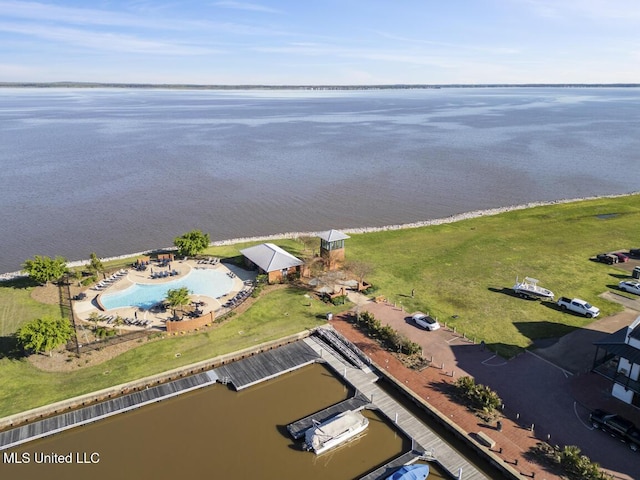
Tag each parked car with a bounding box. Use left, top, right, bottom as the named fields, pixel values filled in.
left=611, top=252, right=629, bottom=263
left=590, top=409, right=640, bottom=452
left=411, top=312, right=440, bottom=331
left=557, top=297, right=600, bottom=318
left=630, top=248, right=640, bottom=258
left=619, top=281, right=640, bottom=295
left=595, top=253, right=618, bottom=264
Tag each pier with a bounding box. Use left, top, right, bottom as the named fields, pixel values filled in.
left=213, top=340, right=319, bottom=390
left=0, top=371, right=218, bottom=451
left=303, top=334, right=489, bottom=480
left=2, top=332, right=491, bottom=479
left=286, top=390, right=371, bottom=439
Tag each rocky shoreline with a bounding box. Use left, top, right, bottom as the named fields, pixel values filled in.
left=2, top=191, right=636, bottom=283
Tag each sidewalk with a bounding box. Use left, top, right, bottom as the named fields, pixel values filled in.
left=331, top=295, right=639, bottom=480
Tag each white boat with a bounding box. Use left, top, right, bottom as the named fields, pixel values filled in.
left=303, top=410, right=369, bottom=455
left=512, top=276, right=554, bottom=300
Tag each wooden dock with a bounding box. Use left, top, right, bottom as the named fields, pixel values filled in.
left=0, top=371, right=217, bottom=451
left=214, top=340, right=319, bottom=390
left=303, top=336, right=488, bottom=480
left=286, top=390, right=371, bottom=439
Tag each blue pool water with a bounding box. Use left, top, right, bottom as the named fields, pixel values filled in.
left=100, top=268, right=234, bottom=310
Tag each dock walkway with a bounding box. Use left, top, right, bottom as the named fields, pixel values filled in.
left=286, top=390, right=371, bottom=439
left=213, top=340, right=319, bottom=390
left=303, top=335, right=488, bottom=480
left=0, top=371, right=218, bottom=451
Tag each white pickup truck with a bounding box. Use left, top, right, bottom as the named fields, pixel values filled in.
left=557, top=297, right=600, bottom=318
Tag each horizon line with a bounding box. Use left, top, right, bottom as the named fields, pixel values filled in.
left=2, top=82, right=640, bottom=90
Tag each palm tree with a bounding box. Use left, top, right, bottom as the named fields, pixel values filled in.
left=165, top=287, right=191, bottom=320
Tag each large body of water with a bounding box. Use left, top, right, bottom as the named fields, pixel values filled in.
left=2, top=87, right=639, bottom=273
left=3, top=363, right=450, bottom=480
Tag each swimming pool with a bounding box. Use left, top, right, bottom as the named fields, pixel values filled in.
left=100, top=268, right=234, bottom=310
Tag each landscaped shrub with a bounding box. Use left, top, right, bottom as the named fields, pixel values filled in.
left=454, top=376, right=502, bottom=421
left=531, top=442, right=612, bottom=480
left=94, top=327, right=116, bottom=339
left=330, top=294, right=347, bottom=305
left=354, top=311, right=421, bottom=355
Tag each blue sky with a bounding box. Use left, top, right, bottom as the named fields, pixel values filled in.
left=0, top=0, right=638, bottom=84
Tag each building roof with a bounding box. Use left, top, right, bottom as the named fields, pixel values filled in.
left=594, top=327, right=640, bottom=366
left=240, top=243, right=303, bottom=272
left=317, top=229, right=350, bottom=242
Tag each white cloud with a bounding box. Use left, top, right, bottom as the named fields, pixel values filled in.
left=214, top=1, right=283, bottom=14
left=0, top=22, right=223, bottom=55
left=520, top=0, right=640, bottom=21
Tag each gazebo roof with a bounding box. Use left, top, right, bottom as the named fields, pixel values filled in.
left=317, top=229, right=350, bottom=242
left=240, top=243, right=303, bottom=273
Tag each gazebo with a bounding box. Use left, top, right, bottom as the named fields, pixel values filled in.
left=317, top=229, right=350, bottom=271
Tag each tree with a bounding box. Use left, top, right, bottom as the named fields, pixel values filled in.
left=88, top=252, right=105, bottom=277
left=22, top=255, right=68, bottom=285
left=345, top=260, right=374, bottom=285
left=165, top=287, right=192, bottom=319
left=173, top=230, right=210, bottom=257
left=298, top=235, right=317, bottom=256
left=16, top=316, right=73, bottom=356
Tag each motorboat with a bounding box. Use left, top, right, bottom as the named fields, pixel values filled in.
left=303, top=410, right=368, bottom=455
left=512, top=276, right=554, bottom=300
left=386, top=464, right=430, bottom=480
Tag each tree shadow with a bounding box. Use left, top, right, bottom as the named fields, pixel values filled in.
left=0, top=276, right=39, bottom=290
left=0, top=335, right=24, bottom=360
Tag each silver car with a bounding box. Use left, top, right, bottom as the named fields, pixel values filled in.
left=619, top=280, right=640, bottom=295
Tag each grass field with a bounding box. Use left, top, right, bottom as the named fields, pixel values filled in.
left=1, top=194, right=639, bottom=417
left=345, top=195, right=640, bottom=355
left=0, top=287, right=344, bottom=416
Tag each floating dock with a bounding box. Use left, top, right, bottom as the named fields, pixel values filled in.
left=286, top=390, right=371, bottom=439
left=303, top=334, right=489, bottom=480
left=213, top=340, right=319, bottom=390
left=0, top=371, right=218, bottom=451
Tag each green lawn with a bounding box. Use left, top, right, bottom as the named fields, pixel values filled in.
left=0, top=277, right=60, bottom=337
left=345, top=195, right=640, bottom=355
left=1, top=194, right=639, bottom=417
left=0, top=287, right=346, bottom=417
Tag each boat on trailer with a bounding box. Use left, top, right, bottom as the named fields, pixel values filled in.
left=303, top=410, right=369, bottom=455
left=386, top=464, right=430, bottom=480
left=512, top=276, right=554, bottom=300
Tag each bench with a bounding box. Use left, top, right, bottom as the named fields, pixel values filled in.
left=475, top=431, right=496, bottom=448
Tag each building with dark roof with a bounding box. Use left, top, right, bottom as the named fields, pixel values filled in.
left=593, top=315, right=640, bottom=406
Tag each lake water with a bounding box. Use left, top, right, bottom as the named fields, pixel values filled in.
left=2, top=363, right=451, bottom=480
left=2, top=87, right=639, bottom=273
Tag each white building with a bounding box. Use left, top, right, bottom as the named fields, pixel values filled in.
left=593, top=315, right=640, bottom=406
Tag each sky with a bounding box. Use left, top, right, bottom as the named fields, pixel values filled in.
left=0, top=0, right=639, bottom=85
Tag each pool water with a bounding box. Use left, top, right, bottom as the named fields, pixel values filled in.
left=100, top=268, right=234, bottom=310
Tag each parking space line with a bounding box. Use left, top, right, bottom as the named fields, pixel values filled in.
left=526, top=350, right=573, bottom=377
left=574, top=401, right=594, bottom=430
